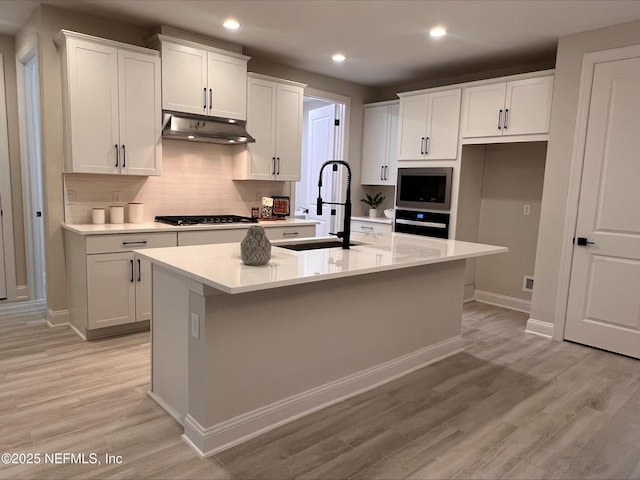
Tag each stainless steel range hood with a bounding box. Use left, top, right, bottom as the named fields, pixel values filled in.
left=162, top=111, right=255, bottom=145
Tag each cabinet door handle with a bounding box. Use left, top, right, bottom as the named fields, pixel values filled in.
left=122, top=144, right=126, bottom=168
left=425, top=137, right=429, bottom=154
left=209, top=88, right=213, bottom=110
left=380, top=165, right=384, bottom=181
left=420, top=137, right=425, bottom=155
left=203, top=88, right=207, bottom=110
left=282, top=231, right=299, bottom=237
left=122, top=240, right=148, bottom=246
left=276, top=157, right=280, bottom=175
left=115, top=144, right=119, bottom=167
left=385, top=165, right=389, bottom=180
left=498, top=109, right=503, bottom=130
left=130, top=259, right=134, bottom=283
left=137, top=259, right=141, bottom=282
left=503, top=108, right=509, bottom=130
left=272, top=157, right=276, bottom=174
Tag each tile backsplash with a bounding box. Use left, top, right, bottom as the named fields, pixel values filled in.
left=63, top=141, right=290, bottom=224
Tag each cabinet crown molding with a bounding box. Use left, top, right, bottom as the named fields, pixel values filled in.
left=396, top=69, right=555, bottom=99
left=55, top=30, right=160, bottom=57
left=247, top=72, right=307, bottom=88
left=146, top=34, right=251, bottom=61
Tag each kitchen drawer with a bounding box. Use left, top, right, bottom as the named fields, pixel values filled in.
left=351, top=220, right=392, bottom=235
left=265, top=225, right=316, bottom=240
left=86, top=232, right=177, bottom=254
left=178, top=229, right=247, bottom=246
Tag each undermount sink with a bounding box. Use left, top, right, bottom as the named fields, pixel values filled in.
left=277, top=240, right=363, bottom=251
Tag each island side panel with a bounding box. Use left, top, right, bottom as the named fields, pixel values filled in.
left=190, top=260, right=465, bottom=432
left=149, top=265, right=190, bottom=422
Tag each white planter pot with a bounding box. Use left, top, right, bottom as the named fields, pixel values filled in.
left=368, top=208, right=378, bottom=218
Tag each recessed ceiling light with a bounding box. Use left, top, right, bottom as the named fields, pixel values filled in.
left=223, top=19, right=240, bottom=30
left=332, top=53, right=346, bottom=63
left=429, top=26, right=447, bottom=38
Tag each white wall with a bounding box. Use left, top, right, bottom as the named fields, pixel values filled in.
left=475, top=143, right=546, bottom=302
left=457, top=143, right=546, bottom=304
left=530, top=19, right=640, bottom=327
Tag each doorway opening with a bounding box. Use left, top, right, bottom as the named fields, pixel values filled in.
left=17, top=46, right=46, bottom=302
left=295, top=93, right=347, bottom=237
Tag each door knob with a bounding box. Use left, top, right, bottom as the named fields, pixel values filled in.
left=576, top=237, right=595, bottom=246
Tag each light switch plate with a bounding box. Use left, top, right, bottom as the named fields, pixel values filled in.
left=191, top=313, right=200, bottom=339
left=523, top=204, right=531, bottom=216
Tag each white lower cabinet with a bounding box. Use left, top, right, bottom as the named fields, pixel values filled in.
left=351, top=218, right=393, bottom=235
left=177, top=224, right=316, bottom=246
left=65, top=230, right=177, bottom=338
left=86, top=252, right=138, bottom=329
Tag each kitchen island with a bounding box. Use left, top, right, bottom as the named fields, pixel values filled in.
left=136, top=233, right=506, bottom=457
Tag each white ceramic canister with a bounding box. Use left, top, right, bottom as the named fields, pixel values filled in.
left=127, top=202, right=144, bottom=223
left=92, top=208, right=105, bottom=225
left=109, top=205, right=124, bottom=224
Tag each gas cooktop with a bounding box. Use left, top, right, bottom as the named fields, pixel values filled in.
left=154, top=215, right=258, bottom=226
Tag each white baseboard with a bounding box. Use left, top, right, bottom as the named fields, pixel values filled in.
left=0, top=298, right=46, bottom=314
left=16, top=285, right=29, bottom=301
left=47, top=308, right=69, bottom=326
left=182, top=335, right=463, bottom=457
left=463, top=284, right=475, bottom=303
left=525, top=318, right=554, bottom=338
left=147, top=391, right=184, bottom=426
left=474, top=289, right=531, bottom=313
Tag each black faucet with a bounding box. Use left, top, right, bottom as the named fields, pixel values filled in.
left=316, top=160, right=352, bottom=249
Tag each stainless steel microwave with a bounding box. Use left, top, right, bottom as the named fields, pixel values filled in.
left=396, top=167, right=453, bottom=211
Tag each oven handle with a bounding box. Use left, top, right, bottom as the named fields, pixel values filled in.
left=395, top=219, right=447, bottom=229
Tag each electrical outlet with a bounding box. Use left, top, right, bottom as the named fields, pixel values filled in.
left=256, top=192, right=263, bottom=203
left=523, top=204, right=531, bottom=216
left=113, top=191, right=121, bottom=202
left=67, top=190, right=76, bottom=203
left=191, top=313, right=200, bottom=339
left=523, top=275, right=534, bottom=292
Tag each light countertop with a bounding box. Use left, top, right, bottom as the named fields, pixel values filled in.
left=135, top=232, right=507, bottom=294
left=61, top=218, right=319, bottom=235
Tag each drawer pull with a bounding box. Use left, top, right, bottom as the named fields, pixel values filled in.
left=122, top=241, right=148, bottom=246
left=360, top=226, right=374, bottom=230
left=282, top=232, right=299, bottom=237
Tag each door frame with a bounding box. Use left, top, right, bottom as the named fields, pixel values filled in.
left=553, top=44, right=640, bottom=341
left=0, top=54, right=18, bottom=302
left=299, top=87, right=349, bottom=233
left=16, top=39, right=47, bottom=303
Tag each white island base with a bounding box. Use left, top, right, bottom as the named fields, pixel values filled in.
left=140, top=235, right=506, bottom=457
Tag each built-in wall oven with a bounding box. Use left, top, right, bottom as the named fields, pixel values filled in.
left=394, top=167, right=453, bottom=239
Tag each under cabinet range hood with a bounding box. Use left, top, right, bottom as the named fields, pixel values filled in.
left=162, top=111, right=255, bottom=145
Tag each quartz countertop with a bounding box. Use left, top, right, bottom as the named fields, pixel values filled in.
left=61, top=218, right=319, bottom=235
left=135, top=232, right=507, bottom=294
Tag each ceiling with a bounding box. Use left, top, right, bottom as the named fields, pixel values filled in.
left=3, top=0, right=640, bottom=88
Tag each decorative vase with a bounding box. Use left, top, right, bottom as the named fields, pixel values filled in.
left=369, top=208, right=378, bottom=218
left=241, top=226, right=272, bottom=266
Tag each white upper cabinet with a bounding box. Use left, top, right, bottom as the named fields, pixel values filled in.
left=233, top=74, right=305, bottom=181
left=397, top=89, right=461, bottom=161
left=156, top=37, right=249, bottom=120
left=361, top=101, right=399, bottom=186
left=57, top=30, right=161, bottom=175
left=461, top=75, right=554, bottom=140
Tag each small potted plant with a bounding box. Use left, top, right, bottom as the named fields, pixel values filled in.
left=360, top=192, right=386, bottom=218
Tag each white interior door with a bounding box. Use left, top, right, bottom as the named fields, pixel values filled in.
left=564, top=54, right=640, bottom=359
left=306, top=104, right=336, bottom=236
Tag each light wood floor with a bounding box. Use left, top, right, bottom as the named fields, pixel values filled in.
left=0, top=302, right=639, bottom=480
